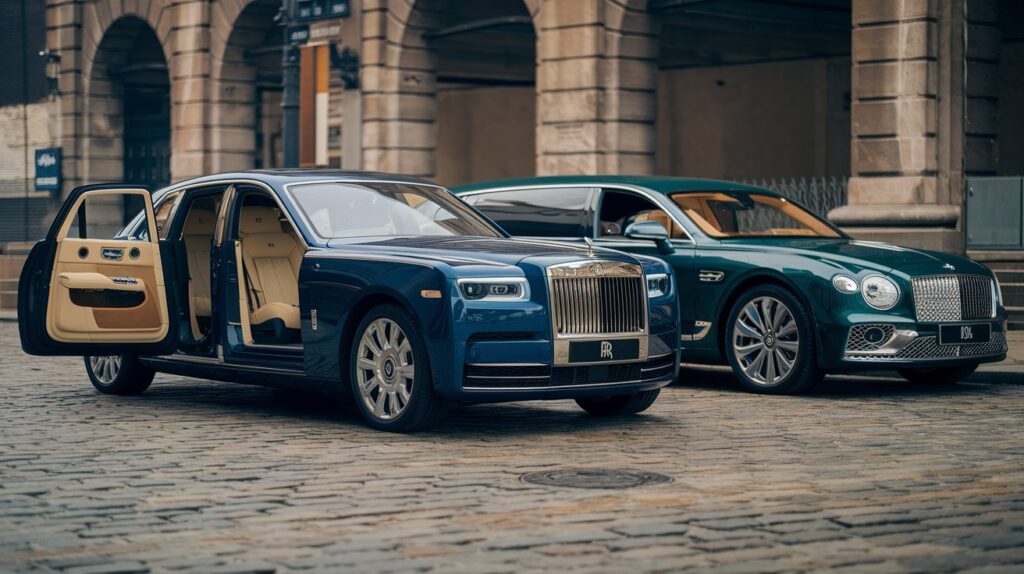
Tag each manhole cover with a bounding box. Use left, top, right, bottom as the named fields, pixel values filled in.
left=521, top=468, right=672, bottom=489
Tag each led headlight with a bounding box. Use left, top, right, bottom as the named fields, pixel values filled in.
left=647, top=273, right=670, bottom=298
left=832, top=275, right=858, bottom=294
left=457, top=278, right=529, bottom=302
left=861, top=275, right=899, bottom=310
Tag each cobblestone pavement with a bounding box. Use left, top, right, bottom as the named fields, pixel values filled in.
left=1, top=322, right=1023, bottom=573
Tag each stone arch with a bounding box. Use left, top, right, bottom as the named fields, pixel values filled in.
left=366, top=0, right=539, bottom=183
left=77, top=2, right=174, bottom=193
left=81, top=14, right=170, bottom=227
left=210, top=0, right=282, bottom=171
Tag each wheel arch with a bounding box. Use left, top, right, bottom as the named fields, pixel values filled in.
left=714, top=271, right=822, bottom=363
left=337, top=290, right=421, bottom=387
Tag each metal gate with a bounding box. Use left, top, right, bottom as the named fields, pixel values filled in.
left=122, top=88, right=170, bottom=224
left=966, top=177, right=1024, bottom=249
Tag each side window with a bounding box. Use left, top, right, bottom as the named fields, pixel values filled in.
left=66, top=193, right=153, bottom=241
left=122, top=190, right=180, bottom=241
left=465, top=187, right=592, bottom=238
left=598, top=189, right=686, bottom=239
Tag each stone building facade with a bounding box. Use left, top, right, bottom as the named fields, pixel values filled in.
left=1, top=0, right=1021, bottom=252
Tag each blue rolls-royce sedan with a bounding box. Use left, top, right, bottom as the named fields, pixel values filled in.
left=18, top=170, right=680, bottom=431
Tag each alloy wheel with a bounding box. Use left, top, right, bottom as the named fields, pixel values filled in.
left=88, top=355, right=122, bottom=385
left=732, top=296, right=800, bottom=386
left=355, top=318, right=415, bottom=421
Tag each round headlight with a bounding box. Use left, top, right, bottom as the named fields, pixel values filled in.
left=832, top=275, right=858, bottom=294
left=861, top=275, right=899, bottom=310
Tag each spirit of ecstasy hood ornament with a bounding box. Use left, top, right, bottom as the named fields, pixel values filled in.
left=584, top=236, right=595, bottom=258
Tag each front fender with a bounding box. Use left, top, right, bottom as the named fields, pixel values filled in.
left=299, top=252, right=453, bottom=385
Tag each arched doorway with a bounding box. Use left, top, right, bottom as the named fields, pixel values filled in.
left=395, top=0, right=537, bottom=186
left=213, top=0, right=283, bottom=171
left=87, top=16, right=169, bottom=224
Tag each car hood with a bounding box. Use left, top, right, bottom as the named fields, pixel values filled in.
left=722, top=238, right=992, bottom=277
left=325, top=236, right=638, bottom=268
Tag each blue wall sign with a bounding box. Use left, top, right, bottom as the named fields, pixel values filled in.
left=34, top=147, right=61, bottom=192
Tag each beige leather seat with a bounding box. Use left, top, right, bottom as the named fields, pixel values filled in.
left=182, top=208, right=215, bottom=318
left=239, top=207, right=303, bottom=331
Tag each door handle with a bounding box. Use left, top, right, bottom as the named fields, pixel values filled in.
left=101, top=247, right=124, bottom=261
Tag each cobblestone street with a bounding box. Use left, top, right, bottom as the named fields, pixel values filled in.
left=1, top=322, right=1023, bottom=573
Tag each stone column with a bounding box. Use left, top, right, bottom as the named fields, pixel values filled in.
left=831, top=0, right=972, bottom=252
left=168, top=0, right=210, bottom=181
left=536, top=0, right=657, bottom=175
left=47, top=0, right=82, bottom=197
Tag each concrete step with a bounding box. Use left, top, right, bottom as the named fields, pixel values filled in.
left=1008, top=306, right=1024, bottom=330
left=0, top=290, right=17, bottom=310
left=993, top=269, right=1024, bottom=284
left=1001, top=282, right=1024, bottom=308
left=0, top=255, right=28, bottom=280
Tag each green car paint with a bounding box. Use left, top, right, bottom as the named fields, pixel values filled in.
left=454, top=176, right=1008, bottom=375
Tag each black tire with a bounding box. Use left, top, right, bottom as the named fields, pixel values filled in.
left=898, top=364, right=978, bottom=385
left=724, top=284, right=824, bottom=395
left=349, top=304, right=448, bottom=432
left=576, top=389, right=660, bottom=416
left=83, top=355, right=155, bottom=395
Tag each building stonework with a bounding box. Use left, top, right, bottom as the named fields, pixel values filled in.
left=0, top=0, right=1016, bottom=253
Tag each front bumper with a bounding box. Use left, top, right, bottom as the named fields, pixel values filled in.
left=821, top=319, right=1008, bottom=370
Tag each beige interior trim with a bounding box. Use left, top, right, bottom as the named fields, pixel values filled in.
left=234, top=239, right=257, bottom=346
left=46, top=188, right=169, bottom=343
left=57, top=272, right=145, bottom=292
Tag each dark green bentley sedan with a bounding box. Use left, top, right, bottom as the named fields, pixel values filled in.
left=454, top=176, right=1008, bottom=394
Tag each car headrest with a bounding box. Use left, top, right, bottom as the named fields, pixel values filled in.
left=240, top=207, right=283, bottom=235
left=183, top=208, right=215, bottom=236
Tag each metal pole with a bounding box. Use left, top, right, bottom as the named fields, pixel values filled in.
left=280, top=0, right=300, bottom=168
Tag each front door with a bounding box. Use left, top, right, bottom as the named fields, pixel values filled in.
left=19, top=185, right=180, bottom=356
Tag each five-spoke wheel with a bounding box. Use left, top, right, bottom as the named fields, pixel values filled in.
left=350, top=305, right=447, bottom=431
left=725, top=285, right=822, bottom=394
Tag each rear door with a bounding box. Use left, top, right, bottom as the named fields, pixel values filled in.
left=19, top=184, right=180, bottom=356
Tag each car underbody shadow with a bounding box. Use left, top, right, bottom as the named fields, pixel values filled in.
left=673, top=363, right=1022, bottom=398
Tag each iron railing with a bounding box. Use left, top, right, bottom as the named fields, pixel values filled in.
left=739, top=177, right=848, bottom=220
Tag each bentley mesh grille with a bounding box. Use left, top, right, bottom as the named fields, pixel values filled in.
left=843, top=332, right=1006, bottom=361
left=845, top=324, right=896, bottom=353
left=911, top=275, right=993, bottom=322
left=550, top=275, right=646, bottom=336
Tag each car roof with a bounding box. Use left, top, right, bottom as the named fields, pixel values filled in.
left=165, top=169, right=439, bottom=189
left=452, top=175, right=777, bottom=197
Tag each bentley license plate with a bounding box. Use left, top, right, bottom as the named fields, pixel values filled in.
left=939, top=323, right=990, bottom=345
left=568, top=339, right=640, bottom=363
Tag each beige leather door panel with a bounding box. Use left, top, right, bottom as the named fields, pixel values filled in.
left=45, top=189, right=171, bottom=344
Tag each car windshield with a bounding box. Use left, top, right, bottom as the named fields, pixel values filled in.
left=669, top=191, right=842, bottom=239
left=289, top=181, right=502, bottom=239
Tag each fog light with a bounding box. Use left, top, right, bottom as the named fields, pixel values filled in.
left=863, top=326, right=887, bottom=345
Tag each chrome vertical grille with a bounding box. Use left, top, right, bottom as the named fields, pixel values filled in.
left=548, top=261, right=646, bottom=337
left=911, top=275, right=993, bottom=322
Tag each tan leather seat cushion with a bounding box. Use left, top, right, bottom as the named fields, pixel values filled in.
left=239, top=207, right=303, bottom=330
left=183, top=209, right=215, bottom=317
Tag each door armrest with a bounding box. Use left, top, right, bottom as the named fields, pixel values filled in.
left=57, top=272, right=146, bottom=292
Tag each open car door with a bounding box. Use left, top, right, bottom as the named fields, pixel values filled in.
left=19, top=184, right=180, bottom=356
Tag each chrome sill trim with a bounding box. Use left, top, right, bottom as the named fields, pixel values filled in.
left=153, top=354, right=306, bottom=375
left=464, top=374, right=550, bottom=380
left=465, top=362, right=548, bottom=367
